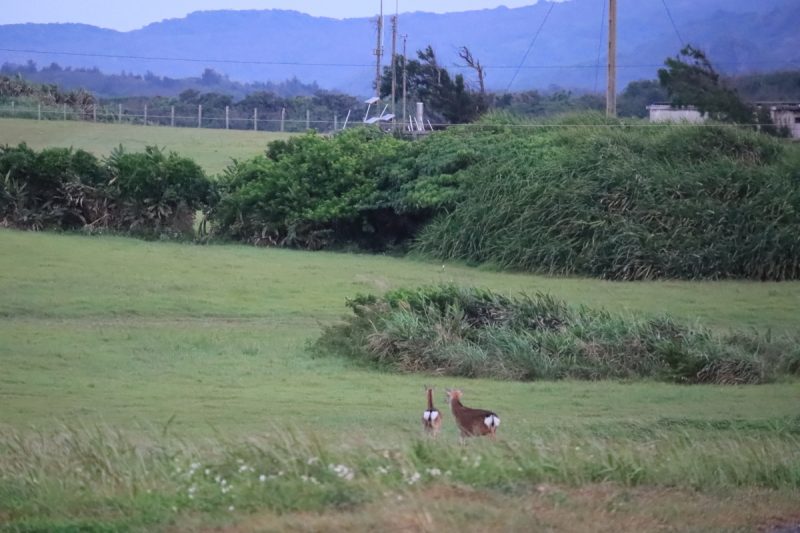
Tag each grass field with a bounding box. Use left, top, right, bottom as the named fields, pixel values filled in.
left=0, top=118, right=292, bottom=174
left=1, top=229, right=799, bottom=531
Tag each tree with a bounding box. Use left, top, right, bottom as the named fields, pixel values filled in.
left=617, top=80, right=668, bottom=118
left=380, top=46, right=487, bottom=124
left=657, top=45, right=752, bottom=123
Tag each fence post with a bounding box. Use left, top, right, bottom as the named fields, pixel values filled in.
left=253, top=108, right=258, bottom=131
left=225, top=106, right=229, bottom=130
left=334, top=113, right=338, bottom=132
left=198, top=105, right=202, bottom=128
left=63, top=103, right=67, bottom=121
left=171, top=106, right=175, bottom=127
left=10, top=101, right=14, bottom=115
left=306, top=109, right=310, bottom=130
left=38, top=103, right=41, bottom=120
left=280, top=107, right=285, bottom=132
left=118, top=104, right=122, bottom=123
left=143, top=104, right=148, bottom=125
left=93, top=104, right=97, bottom=122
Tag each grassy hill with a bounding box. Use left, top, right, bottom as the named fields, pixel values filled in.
left=0, top=118, right=291, bottom=174
left=1, top=229, right=798, bottom=530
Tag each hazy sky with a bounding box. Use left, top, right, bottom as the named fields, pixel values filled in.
left=0, top=1, right=542, bottom=31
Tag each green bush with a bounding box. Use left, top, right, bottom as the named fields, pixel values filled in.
left=414, top=114, right=800, bottom=280
left=0, top=143, right=213, bottom=238
left=105, top=146, right=215, bottom=238
left=317, top=285, right=799, bottom=384
left=211, top=129, right=419, bottom=250
left=0, top=143, right=109, bottom=230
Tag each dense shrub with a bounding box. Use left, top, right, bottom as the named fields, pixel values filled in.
left=105, top=146, right=215, bottom=237
left=0, top=144, right=110, bottom=230
left=414, top=114, right=800, bottom=280
left=316, top=285, right=800, bottom=384
left=0, top=143, right=213, bottom=237
left=210, top=128, right=421, bottom=250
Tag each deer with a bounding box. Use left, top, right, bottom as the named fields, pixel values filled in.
left=421, top=385, right=442, bottom=436
left=446, top=388, right=500, bottom=442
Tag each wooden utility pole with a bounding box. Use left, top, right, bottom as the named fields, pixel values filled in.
left=606, top=0, right=617, bottom=117
left=402, top=34, right=408, bottom=126
left=390, top=14, right=398, bottom=128
left=374, top=0, right=384, bottom=97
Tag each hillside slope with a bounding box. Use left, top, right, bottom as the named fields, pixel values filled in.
left=1, top=0, right=798, bottom=94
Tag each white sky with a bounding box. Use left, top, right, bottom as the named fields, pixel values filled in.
left=0, top=1, right=543, bottom=31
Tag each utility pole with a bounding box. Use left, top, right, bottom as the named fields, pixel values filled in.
left=390, top=13, right=398, bottom=129
left=606, top=0, right=617, bottom=117
left=374, top=0, right=384, bottom=97
left=402, top=34, right=408, bottom=127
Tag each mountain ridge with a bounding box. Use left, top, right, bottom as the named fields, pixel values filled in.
left=1, top=0, right=797, bottom=94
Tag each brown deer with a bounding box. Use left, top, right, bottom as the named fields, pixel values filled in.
left=421, top=386, right=442, bottom=436
left=446, top=388, right=500, bottom=441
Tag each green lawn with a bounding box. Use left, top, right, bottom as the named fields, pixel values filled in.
left=1, top=229, right=798, bottom=531
left=0, top=118, right=292, bottom=174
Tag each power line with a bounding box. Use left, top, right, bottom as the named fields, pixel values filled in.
left=0, top=48, right=377, bottom=68
left=0, top=47, right=797, bottom=72
left=660, top=0, right=685, bottom=47
left=505, top=1, right=556, bottom=91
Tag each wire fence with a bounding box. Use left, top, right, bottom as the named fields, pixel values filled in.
left=0, top=101, right=353, bottom=134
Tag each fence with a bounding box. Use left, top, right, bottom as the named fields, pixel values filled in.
left=0, top=101, right=354, bottom=134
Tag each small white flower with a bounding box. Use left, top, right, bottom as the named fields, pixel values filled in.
left=188, top=485, right=196, bottom=494
left=220, top=479, right=227, bottom=486
left=228, top=505, right=235, bottom=512
left=204, top=468, right=211, bottom=476
left=407, top=472, right=421, bottom=485
left=376, top=466, right=390, bottom=475
left=307, top=457, right=320, bottom=465
left=190, top=462, right=201, bottom=470
left=238, top=465, right=249, bottom=473
left=259, top=474, right=267, bottom=482
left=426, top=468, right=441, bottom=477
left=329, top=464, right=355, bottom=481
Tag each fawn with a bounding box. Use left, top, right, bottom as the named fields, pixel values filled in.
left=446, top=388, right=500, bottom=441
left=422, top=386, right=442, bottom=436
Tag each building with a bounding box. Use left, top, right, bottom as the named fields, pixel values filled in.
left=648, top=102, right=800, bottom=140
left=769, top=104, right=800, bottom=139
left=647, top=104, right=707, bottom=124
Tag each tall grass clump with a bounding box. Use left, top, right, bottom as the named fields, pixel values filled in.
left=2, top=423, right=798, bottom=529
left=316, top=285, right=800, bottom=384
left=415, top=114, right=800, bottom=280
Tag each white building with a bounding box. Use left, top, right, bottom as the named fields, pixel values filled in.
left=769, top=104, right=800, bottom=140
left=647, top=104, right=707, bottom=124
left=648, top=102, right=800, bottom=140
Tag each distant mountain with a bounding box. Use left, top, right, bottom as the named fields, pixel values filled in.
left=1, top=0, right=798, bottom=95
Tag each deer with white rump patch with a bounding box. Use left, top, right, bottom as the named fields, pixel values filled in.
left=422, top=386, right=442, bottom=436
left=446, top=388, right=500, bottom=441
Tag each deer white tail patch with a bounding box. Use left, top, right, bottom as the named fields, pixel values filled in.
left=484, top=414, right=500, bottom=429
left=423, top=410, right=440, bottom=422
